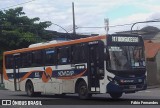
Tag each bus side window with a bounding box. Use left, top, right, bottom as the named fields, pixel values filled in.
left=72, top=43, right=87, bottom=63
left=70, top=45, right=74, bottom=63
left=21, top=52, right=32, bottom=68
left=72, top=44, right=79, bottom=63
left=31, top=50, right=43, bottom=67
left=5, top=55, right=13, bottom=69
left=45, top=48, right=56, bottom=65
left=68, top=46, right=72, bottom=63
left=58, top=47, right=69, bottom=65
left=81, top=43, right=88, bottom=63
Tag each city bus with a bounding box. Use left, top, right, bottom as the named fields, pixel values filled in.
left=3, top=34, right=147, bottom=99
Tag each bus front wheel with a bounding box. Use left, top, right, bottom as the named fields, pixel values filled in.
left=109, top=92, right=122, bottom=99
left=26, top=81, right=35, bottom=97
left=78, top=81, right=91, bottom=99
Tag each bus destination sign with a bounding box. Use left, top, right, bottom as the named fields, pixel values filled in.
left=112, top=36, right=139, bottom=43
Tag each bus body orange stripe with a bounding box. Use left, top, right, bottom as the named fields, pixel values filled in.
left=3, top=54, right=9, bottom=81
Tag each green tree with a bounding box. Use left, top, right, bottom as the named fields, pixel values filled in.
left=0, top=7, right=52, bottom=74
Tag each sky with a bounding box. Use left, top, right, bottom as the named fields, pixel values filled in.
left=1, top=0, right=160, bottom=35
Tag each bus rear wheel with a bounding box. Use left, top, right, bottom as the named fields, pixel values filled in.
left=26, top=81, right=35, bottom=97
left=109, top=92, right=122, bottom=99
left=78, top=81, right=91, bottom=99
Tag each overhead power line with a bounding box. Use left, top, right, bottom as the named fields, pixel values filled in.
left=0, top=0, right=36, bottom=10
left=76, top=23, right=135, bottom=29
left=77, top=18, right=160, bottom=29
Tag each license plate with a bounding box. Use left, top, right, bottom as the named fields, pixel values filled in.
left=129, top=85, right=136, bottom=89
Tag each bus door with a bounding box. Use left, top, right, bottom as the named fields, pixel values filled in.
left=88, top=42, right=100, bottom=92
left=13, top=53, right=21, bottom=91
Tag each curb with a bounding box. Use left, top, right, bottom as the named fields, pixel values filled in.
left=147, top=85, right=160, bottom=89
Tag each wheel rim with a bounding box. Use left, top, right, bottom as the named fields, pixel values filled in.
left=80, top=85, right=87, bottom=96
left=27, top=84, right=33, bottom=96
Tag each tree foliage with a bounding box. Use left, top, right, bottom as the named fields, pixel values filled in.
left=0, top=7, right=52, bottom=71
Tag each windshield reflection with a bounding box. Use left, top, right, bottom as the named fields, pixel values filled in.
left=107, top=46, right=145, bottom=71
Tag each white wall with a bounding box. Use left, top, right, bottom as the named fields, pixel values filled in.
left=0, top=74, right=1, bottom=83
left=156, top=51, right=160, bottom=84
left=146, top=51, right=160, bottom=86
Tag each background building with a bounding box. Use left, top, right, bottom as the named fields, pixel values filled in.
left=117, top=26, right=160, bottom=86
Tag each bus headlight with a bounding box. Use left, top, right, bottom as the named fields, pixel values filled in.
left=138, top=79, right=142, bottom=83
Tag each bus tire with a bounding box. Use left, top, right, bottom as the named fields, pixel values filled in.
left=78, top=81, right=91, bottom=99
left=26, top=81, right=35, bottom=97
left=109, top=92, right=122, bottom=99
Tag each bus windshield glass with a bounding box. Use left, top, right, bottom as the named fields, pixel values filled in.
left=107, top=46, right=145, bottom=71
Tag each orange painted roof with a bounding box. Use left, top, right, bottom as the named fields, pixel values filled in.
left=144, top=40, right=160, bottom=59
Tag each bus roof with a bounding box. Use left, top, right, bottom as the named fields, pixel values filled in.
left=4, top=35, right=106, bottom=55
left=28, top=40, right=66, bottom=48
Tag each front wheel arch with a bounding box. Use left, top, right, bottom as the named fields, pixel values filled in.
left=75, top=78, right=86, bottom=93
left=77, top=80, right=92, bottom=99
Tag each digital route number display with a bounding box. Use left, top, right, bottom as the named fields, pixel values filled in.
left=112, top=36, right=139, bottom=43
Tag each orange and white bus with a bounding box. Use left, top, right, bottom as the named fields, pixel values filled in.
left=3, top=34, right=147, bottom=99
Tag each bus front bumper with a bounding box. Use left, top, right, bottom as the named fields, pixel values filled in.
left=107, top=82, right=147, bottom=93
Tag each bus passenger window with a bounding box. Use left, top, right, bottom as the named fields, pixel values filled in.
left=72, top=43, right=88, bottom=63
left=31, top=50, right=43, bottom=67
left=58, top=47, right=69, bottom=64
left=21, top=52, right=32, bottom=68
left=81, top=43, right=88, bottom=62
left=72, top=45, right=78, bottom=63
left=45, top=48, right=56, bottom=65
left=5, top=55, right=13, bottom=69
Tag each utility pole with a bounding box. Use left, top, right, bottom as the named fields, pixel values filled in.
left=72, top=2, right=76, bottom=36
left=104, top=18, right=109, bottom=35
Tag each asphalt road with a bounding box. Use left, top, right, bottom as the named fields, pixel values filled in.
left=0, top=87, right=160, bottom=108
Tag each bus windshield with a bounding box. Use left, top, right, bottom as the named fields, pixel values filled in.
left=107, top=46, right=145, bottom=71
